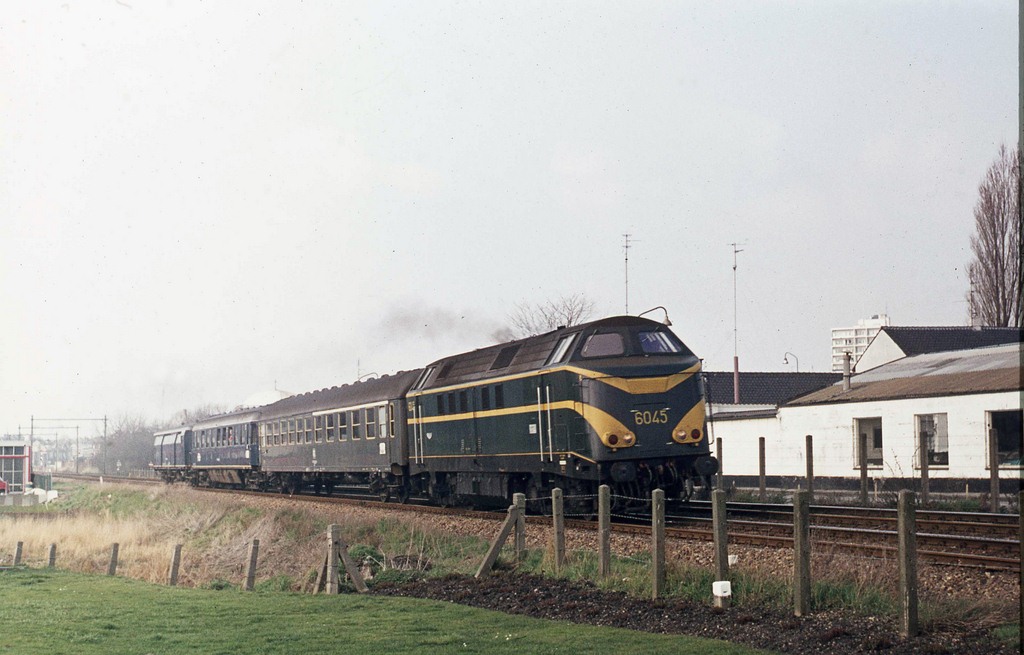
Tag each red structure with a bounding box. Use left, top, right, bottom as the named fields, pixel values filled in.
left=0, top=442, right=30, bottom=493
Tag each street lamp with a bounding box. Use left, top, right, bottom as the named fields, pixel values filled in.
left=783, top=352, right=800, bottom=372
left=638, top=306, right=672, bottom=326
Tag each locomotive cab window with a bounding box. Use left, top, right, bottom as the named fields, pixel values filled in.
left=581, top=332, right=625, bottom=358
left=545, top=334, right=578, bottom=365
left=413, top=367, right=435, bottom=390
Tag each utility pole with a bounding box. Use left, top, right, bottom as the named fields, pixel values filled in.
left=729, top=243, right=745, bottom=404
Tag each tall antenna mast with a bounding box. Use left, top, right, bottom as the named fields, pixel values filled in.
left=623, top=233, right=635, bottom=313
left=729, top=242, right=745, bottom=403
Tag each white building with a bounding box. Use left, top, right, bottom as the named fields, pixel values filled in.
left=831, top=314, right=890, bottom=372
left=710, top=343, right=1022, bottom=496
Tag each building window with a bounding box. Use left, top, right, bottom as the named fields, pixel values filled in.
left=987, top=410, right=1023, bottom=468
left=853, top=417, right=883, bottom=467
left=915, top=414, right=949, bottom=467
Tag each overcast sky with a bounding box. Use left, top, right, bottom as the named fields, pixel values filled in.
left=1, top=1, right=1017, bottom=437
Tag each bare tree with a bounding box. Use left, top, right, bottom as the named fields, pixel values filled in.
left=96, top=414, right=156, bottom=473
left=967, top=144, right=1021, bottom=327
left=507, top=292, right=596, bottom=338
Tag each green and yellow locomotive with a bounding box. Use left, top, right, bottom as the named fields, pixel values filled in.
left=403, top=315, right=718, bottom=506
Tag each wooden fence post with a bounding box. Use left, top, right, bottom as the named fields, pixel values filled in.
left=793, top=489, right=811, bottom=617
left=14, top=542, right=23, bottom=566
left=712, top=489, right=729, bottom=608
left=244, top=539, right=259, bottom=591
left=48, top=544, right=56, bottom=568
left=513, top=492, right=526, bottom=564
left=651, top=488, right=665, bottom=599
left=598, top=484, right=611, bottom=578
left=336, top=531, right=368, bottom=593
left=805, top=435, right=814, bottom=501
left=898, top=490, right=918, bottom=638
left=552, top=488, right=565, bottom=573
left=758, top=436, right=766, bottom=501
left=326, top=525, right=340, bottom=594
left=107, top=543, right=119, bottom=576
left=168, top=544, right=182, bottom=587
left=476, top=504, right=520, bottom=578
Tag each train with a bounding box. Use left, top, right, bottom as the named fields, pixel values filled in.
left=151, top=315, right=719, bottom=508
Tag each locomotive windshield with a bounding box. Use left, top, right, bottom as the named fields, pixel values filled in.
left=580, top=332, right=626, bottom=358
left=638, top=330, right=684, bottom=354
left=577, top=327, right=694, bottom=359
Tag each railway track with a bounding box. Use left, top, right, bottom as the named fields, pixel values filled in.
left=52, top=474, right=1021, bottom=572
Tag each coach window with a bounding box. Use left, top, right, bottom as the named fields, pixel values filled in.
left=325, top=414, right=335, bottom=442
left=314, top=416, right=324, bottom=443
left=853, top=417, right=883, bottom=468
left=915, top=414, right=949, bottom=467
left=338, top=412, right=348, bottom=441
left=448, top=393, right=457, bottom=415
left=287, top=419, right=295, bottom=444
left=581, top=332, right=625, bottom=358
left=351, top=411, right=362, bottom=440
left=305, top=418, right=313, bottom=443
left=459, top=390, right=469, bottom=413
left=481, top=387, right=491, bottom=411
left=494, top=384, right=505, bottom=409
left=366, top=408, right=377, bottom=439
left=386, top=405, right=394, bottom=439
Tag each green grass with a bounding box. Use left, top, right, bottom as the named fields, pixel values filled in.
left=0, top=569, right=767, bottom=655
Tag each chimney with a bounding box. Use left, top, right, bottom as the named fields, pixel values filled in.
left=842, top=352, right=852, bottom=391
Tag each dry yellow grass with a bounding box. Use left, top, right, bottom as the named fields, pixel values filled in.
left=0, top=484, right=351, bottom=588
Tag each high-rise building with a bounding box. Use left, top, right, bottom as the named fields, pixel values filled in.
left=831, top=314, right=890, bottom=371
